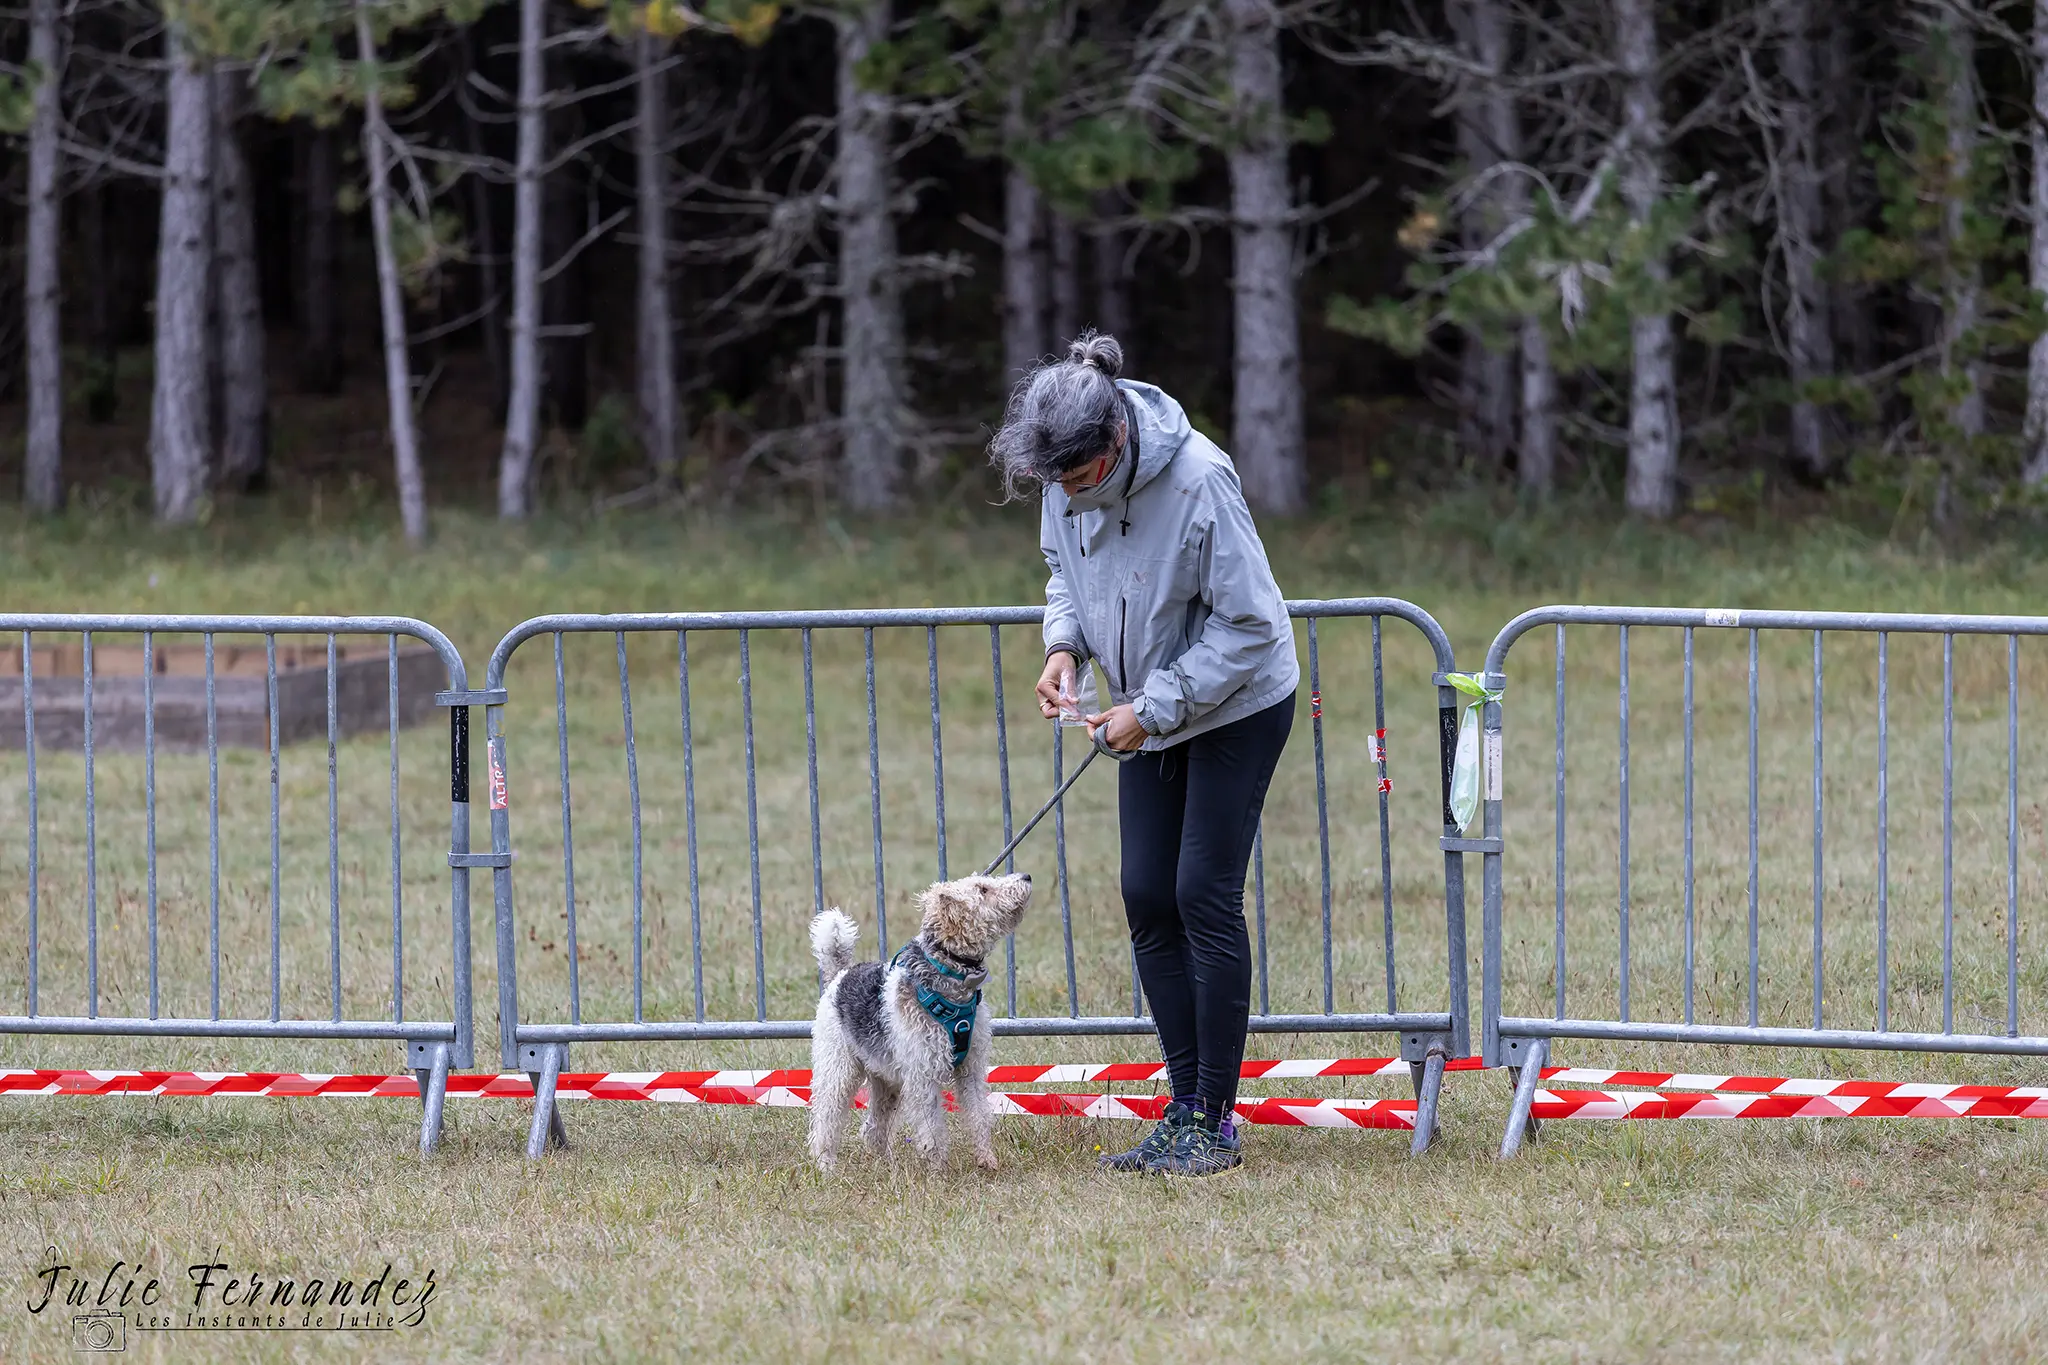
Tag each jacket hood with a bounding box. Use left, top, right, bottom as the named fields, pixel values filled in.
left=1061, top=380, right=1189, bottom=515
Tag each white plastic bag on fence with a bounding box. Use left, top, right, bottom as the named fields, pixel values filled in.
left=1444, top=672, right=1504, bottom=834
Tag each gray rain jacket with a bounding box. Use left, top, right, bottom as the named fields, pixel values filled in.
left=1041, top=380, right=1299, bottom=751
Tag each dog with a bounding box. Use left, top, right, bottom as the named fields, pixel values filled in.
left=807, top=873, right=1033, bottom=1172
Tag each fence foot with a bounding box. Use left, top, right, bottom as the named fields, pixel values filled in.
left=414, top=1043, right=451, bottom=1157
left=525, top=1045, right=569, bottom=1159
left=1408, top=1046, right=1448, bottom=1157
left=1500, top=1039, right=1547, bottom=1159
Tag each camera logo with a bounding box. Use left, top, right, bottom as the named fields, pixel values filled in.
left=72, top=1309, right=125, bottom=1352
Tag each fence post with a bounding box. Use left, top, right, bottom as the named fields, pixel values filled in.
left=1480, top=681, right=1506, bottom=1069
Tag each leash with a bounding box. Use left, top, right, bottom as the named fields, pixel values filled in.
left=979, top=726, right=1131, bottom=877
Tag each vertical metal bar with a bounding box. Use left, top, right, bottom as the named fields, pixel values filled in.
left=1878, top=632, right=1890, bottom=1032
left=265, top=636, right=277, bottom=1022
left=618, top=632, right=643, bottom=1025
left=741, top=629, right=765, bottom=1020
left=2011, top=635, right=2021, bottom=1039
left=1617, top=625, right=1630, bottom=1023
left=1310, top=619, right=1333, bottom=1014
left=1054, top=723, right=1078, bottom=1016
left=1372, top=616, right=1395, bottom=1013
left=205, top=633, right=220, bottom=1020
left=1812, top=630, right=1824, bottom=1031
left=678, top=632, right=703, bottom=1022
left=554, top=633, right=580, bottom=1025
left=20, top=632, right=35, bottom=1018
left=866, top=628, right=887, bottom=957
left=804, top=629, right=824, bottom=924
left=1555, top=625, right=1566, bottom=1020
left=151, top=632, right=165, bottom=1020
left=1254, top=825, right=1269, bottom=1015
left=1943, top=633, right=1955, bottom=1034
left=327, top=633, right=340, bottom=1023
left=85, top=633, right=99, bottom=1019
left=990, top=625, right=1016, bottom=1015
left=1748, top=629, right=1760, bottom=1029
left=390, top=635, right=403, bottom=1025
left=928, top=626, right=947, bottom=880
left=1682, top=627, right=1695, bottom=1025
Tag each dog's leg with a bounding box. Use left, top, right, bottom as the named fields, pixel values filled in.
left=861, top=1075, right=902, bottom=1159
left=900, top=1067, right=950, bottom=1169
left=808, top=1011, right=858, bottom=1173
left=959, top=1012, right=998, bottom=1171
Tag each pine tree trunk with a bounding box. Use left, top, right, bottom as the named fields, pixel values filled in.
left=213, top=70, right=268, bottom=493
left=150, top=39, right=214, bottom=525
left=1090, top=193, right=1132, bottom=341
left=1939, top=5, right=1984, bottom=442
left=22, top=0, right=61, bottom=512
left=463, top=26, right=506, bottom=415
left=1049, top=210, right=1082, bottom=345
left=82, top=183, right=117, bottom=423
left=635, top=29, right=680, bottom=483
left=1616, top=0, right=1678, bottom=519
left=542, top=132, right=588, bottom=433
left=1224, top=0, right=1304, bottom=514
left=1821, top=19, right=1876, bottom=379
left=498, top=0, right=546, bottom=518
left=1452, top=0, right=1512, bottom=472
left=1518, top=318, right=1556, bottom=491
left=1001, top=165, right=1043, bottom=383
left=356, top=1, right=427, bottom=544
left=1778, top=0, right=1834, bottom=480
left=1462, top=0, right=1554, bottom=492
left=2024, top=0, right=2048, bottom=483
left=299, top=124, right=341, bottom=394
left=837, top=0, right=904, bottom=512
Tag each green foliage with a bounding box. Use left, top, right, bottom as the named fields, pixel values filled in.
left=1831, top=36, right=2045, bottom=468
left=0, top=62, right=40, bottom=137
left=1328, top=170, right=1739, bottom=383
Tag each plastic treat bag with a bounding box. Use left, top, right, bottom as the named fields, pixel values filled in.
left=1443, top=672, right=1505, bottom=833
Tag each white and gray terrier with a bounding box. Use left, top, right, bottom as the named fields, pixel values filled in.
left=807, top=872, right=1033, bottom=1172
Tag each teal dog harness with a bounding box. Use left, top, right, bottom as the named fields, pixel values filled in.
left=893, top=942, right=984, bottom=1069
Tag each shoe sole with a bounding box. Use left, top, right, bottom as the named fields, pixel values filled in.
left=1148, top=1159, right=1244, bottom=1178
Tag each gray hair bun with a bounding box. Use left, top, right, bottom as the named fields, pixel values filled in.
left=1068, top=330, right=1123, bottom=379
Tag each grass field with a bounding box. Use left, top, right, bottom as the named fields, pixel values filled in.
left=2, top=498, right=2048, bottom=1361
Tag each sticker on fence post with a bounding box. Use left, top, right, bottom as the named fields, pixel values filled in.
left=1368, top=730, right=1385, bottom=764
left=1485, top=729, right=1503, bottom=802
left=488, top=735, right=509, bottom=812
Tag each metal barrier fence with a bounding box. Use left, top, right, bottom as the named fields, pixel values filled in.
left=483, top=599, right=1472, bottom=1158
left=1479, top=607, right=2048, bottom=1155
left=0, top=615, right=479, bottom=1154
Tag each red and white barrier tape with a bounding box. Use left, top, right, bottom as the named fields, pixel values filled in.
left=1531, top=1088, right=2048, bottom=1121
left=1537, top=1067, right=2048, bottom=1102
left=0, top=1069, right=1421, bottom=1130
left=4, top=1062, right=2044, bottom=1126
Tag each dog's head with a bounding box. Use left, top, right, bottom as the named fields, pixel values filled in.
left=916, top=873, right=1033, bottom=962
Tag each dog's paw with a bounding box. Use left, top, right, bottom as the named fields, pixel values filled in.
left=976, top=1151, right=999, bottom=1173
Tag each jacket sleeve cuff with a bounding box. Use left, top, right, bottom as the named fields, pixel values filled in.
left=1133, top=683, right=1182, bottom=736
left=1046, top=641, right=1088, bottom=666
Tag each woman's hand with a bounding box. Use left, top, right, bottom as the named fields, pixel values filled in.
left=1036, top=652, right=1079, bottom=720
left=1085, top=705, right=1147, bottom=753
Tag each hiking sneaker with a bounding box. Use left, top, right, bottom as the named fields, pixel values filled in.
left=1099, top=1100, right=1196, bottom=1172
left=1146, top=1109, right=1242, bottom=1177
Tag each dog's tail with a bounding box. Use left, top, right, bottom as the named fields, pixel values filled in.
left=810, top=908, right=859, bottom=981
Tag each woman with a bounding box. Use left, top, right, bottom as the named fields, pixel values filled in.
left=990, top=332, right=1298, bottom=1177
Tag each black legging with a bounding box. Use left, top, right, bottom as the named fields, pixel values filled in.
left=1118, top=692, right=1294, bottom=1118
